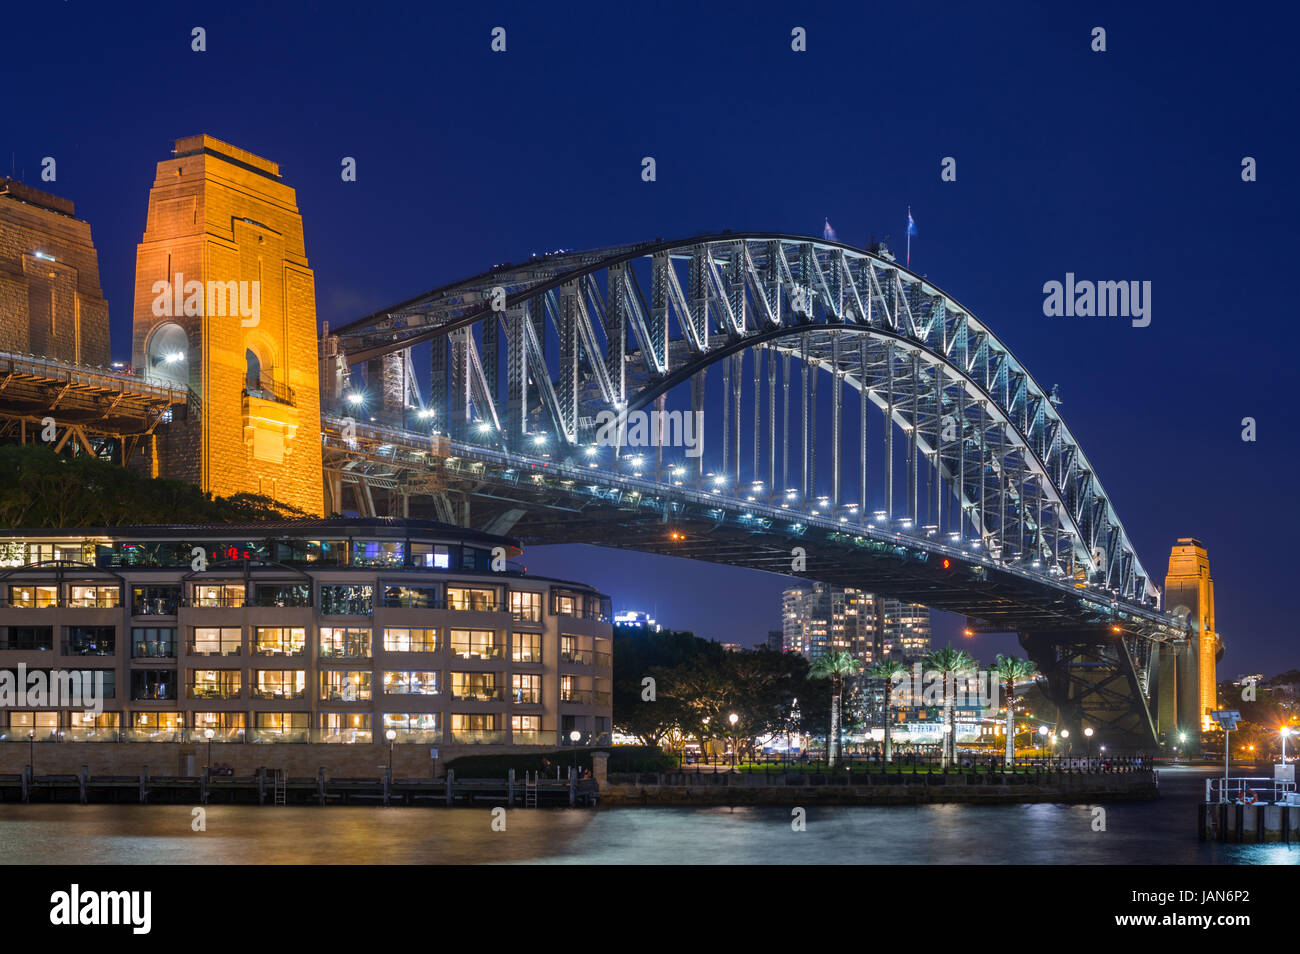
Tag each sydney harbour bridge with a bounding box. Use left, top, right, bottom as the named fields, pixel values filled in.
left=311, top=233, right=1191, bottom=749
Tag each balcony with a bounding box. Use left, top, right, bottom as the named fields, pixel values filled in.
left=122, top=728, right=184, bottom=743
left=62, top=642, right=116, bottom=657
left=385, top=728, right=443, bottom=744
left=187, top=686, right=242, bottom=701
left=187, top=643, right=242, bottom=657
left=317, top=729, right=374, bottom=744
left=186, top=595, right=247, bottom=609
left=132, top=598, right=180, bottom=617
left=188, top=727, right=245, bottom=743
left=449, top=645, right=504, bottom=661
left=242, top=375, right=295, bottom=407
left=0, top=638, right=53, bottom=652
left=450, top=729, right=507, bottom=745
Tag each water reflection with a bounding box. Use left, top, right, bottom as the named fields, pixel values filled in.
left=0, top=766, right=1293, bottom=864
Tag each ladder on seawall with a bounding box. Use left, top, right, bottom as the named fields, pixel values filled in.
left=273, top=770, right=287, bottom=805
left=525, top=772, right=539, bottom=808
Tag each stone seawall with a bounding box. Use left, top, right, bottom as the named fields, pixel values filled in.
left=600, top=770, right=1159, bottom=805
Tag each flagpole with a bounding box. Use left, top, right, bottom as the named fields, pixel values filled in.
left=906, top=205, right=911, bottom=268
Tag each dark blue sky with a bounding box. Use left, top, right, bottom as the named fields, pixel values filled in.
left=7, top=1, right=1296, bottom=673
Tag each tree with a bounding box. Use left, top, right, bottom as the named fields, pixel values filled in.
left=866, top=659, right=908, bottom=762
left=991, top=654, right=1038, bottom=766
left=810, top=650, right=862, bottom=767
left=923, top=645, right=977, bottom=768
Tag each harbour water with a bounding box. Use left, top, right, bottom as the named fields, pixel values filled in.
left=0, top=765, right=1292, bottom=864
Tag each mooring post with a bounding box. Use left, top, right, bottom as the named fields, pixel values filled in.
left=139, top=767, right=148, bottom=805
left=79, top=765, right=88, bottom=805
left=21, top=764, right=30, bottom=804
left=508, top=768, right=515, bottom=805
left=317, top=767, right=326, bottom=805
left=383, top=766, right=391, bottom=807
left=445, top=768, right=454, bottom=806
left=200, top=774, right=208, bottom=805
left=569, top=766, right=576, bottom=807
left=257, top=766, right=265, bottom=805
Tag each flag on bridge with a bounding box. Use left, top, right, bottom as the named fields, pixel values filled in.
left=823, top=218, right=837, bottom=241
left=906, top=207, right=917, bottom=267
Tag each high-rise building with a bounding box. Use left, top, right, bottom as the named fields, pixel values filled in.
left=131, top=135, right=323, bottom=514
left=0, top=178, right=110, bottom=366
left=783, top=584, right=930, bottom=664
left=766, top=629, right=783, bottom=652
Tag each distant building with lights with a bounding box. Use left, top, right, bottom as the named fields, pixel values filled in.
left=613, top=610, right=660, bottom=632
left=782, top=584, right=931, bottom=664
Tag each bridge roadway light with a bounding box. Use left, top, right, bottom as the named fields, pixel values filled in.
left=346, top=392, right=364, bottom=406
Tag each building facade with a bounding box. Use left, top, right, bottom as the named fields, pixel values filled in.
left=781, top=583, right=931, bottom=664
left=0, top=519, right=612, bottom=757
left=0, top=177, right=110, bottom=366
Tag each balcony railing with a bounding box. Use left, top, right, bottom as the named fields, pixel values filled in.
left=188, top=728, right=246, bottom=743
left=250, top=687, right=307, bottom=701
left=560, top=689, right=612, bottom=706
left=243, top=375, right=295, bottom=406
left=449, top=686, right=506, bottom=702
left=248, top=728, right=311, bottom=743
left=0, top=640, right=53, bottom=652
left=561, top=650, right=612, bottom=669
left=511, top=690, right=541, bottom=705
left=384, top=728, right=443, bottom=743
left=122, top=728, right=185, bottom=743
left=186, top=686, right=242, bottom=700
left=132, top=599, right=180, bottom=617
left=132, top=641, right=176, bottom=658
left=187, top=644, right=242, bottom=657
left=61, top=642, right=116, bottom=656
left=186, top=595, right=247, bottom=608
left=450, top=729, right=507, bottom=744
left=449, top=646, right=504, bottom=660
left=510, top=730, right=551, bottom=746
left=251, top=644, right=307, bottom=657
left=317, top=729, right=374, bottom=744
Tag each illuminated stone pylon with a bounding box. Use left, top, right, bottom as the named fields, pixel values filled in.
left=131, top=135, right=323, bottom=513
left=1157, top=538, right=1221, bottom=750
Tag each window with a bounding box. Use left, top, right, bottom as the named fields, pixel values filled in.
left=63, top=626, right=115, bottom=656
left=411, top=543, right=451, bottom=569
left=512, top=673, right=541, bottom=704
left=186, top=669, right=242, bottom=700
left=319, top=627, right=371, bottom=659
left=252, top=670, right=307, bottom=700
left=382, top=671, right=439, bottom=695
left=272, top=539, right=346, bottom=566
left=0, top=626, right=53, bottom=651
left=132, top=627, right=175, bottom=658
left=512, top=714, right=543, bottom=743
left=561, top=635, right=589, bottom=664
left=446, top=586, right=498, bottom=612
left=449, top=671, right=502, bottom=702
left=383, top=713, right=440, bottom=740
left=130, top=670, right=175, bottom=701
left=68, top=711, right=119, bottom=741
left=383, top=628, right=438, bottom=653
left=461, top=547, right=492, bottom=571
left=191, top=627, right=242, bottom=656
left=67, top=584, right=120, bottom=608
left=192, top=711, right=245, bottom=742
left=513, top=632, right=542, bottom=663
left=320, top=584, right=373, bottom=616
left=451, top=713, right=498, bottom=730
left=252, top=712, right=310, bottom=742
left=509, top=590, right=542, bottom=623
left=127, top=711, right=182, bottom=741
left=319, top=670, right=372, bottom=702
left=8, top=710, right=59, bottom=740
left=449, top=629, right=501, bottom=660
left=8, top=585, right=57, bottom=608
left=381, top=584, right=438, bottom=609
left=351, top=540, right=404, bottom=567
left=252, top=583, right=310, bottom=607
left=192, top=583, right=245, bottom=607
left=320, top=712, right=371, bottom=742
left=253, top=627, right=306, bottom=656
left=553, top=591, right=578, bottom=617
left=132, top=585, right=180, bottom=616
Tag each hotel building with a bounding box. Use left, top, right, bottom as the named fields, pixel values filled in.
left=0, top=518, right=612, bottom=761
left=781, top=583, right=931, bottom=664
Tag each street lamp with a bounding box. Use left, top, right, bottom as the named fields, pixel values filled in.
left=728, top=713, right=739, bottom=767
left=28, top=729, right=34, bottom=779
left=1060, top=728, right=1070, bottom=756
left=1037, top=724, right=1048, bottom=757
left=386, top=728, right=397, bottom=776
left=569, top=729, right=581, bottom=772
left=203, top=727, right=215, bottom=778
left=1281, top=727, right=1293, bottom=766
left=1084, top=726, right=1094, bottom=759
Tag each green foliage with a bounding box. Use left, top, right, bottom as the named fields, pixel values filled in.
left=0, top=444, right=312, bottom=527
left=608, top=746, right=679, bottom=773
left=612, top=625, right=831, bottom=748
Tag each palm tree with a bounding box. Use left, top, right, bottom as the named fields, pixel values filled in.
left=810, top=650, right=862, bottom=767
left=922, top=645, right=977, bottom=768
left=866, top=659, right=908, bottom=762
left=992, top=654, right=1038, bottom=766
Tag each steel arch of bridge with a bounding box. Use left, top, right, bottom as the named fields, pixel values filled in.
left=328, top=233, right=1159, bottom=610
